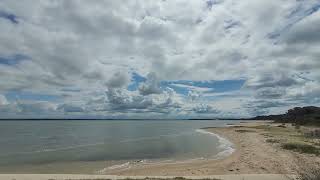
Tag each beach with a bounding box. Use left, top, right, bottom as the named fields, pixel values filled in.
left=96, top=121, right=320, bottom=176
left=1, top=121, right=320, bottom=180
left=0, top=174, right=293, bottom=180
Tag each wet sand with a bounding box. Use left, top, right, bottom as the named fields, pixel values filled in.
left=2, top=121, right=320, bottom=179
left=100, top=121, right=319, bottom=176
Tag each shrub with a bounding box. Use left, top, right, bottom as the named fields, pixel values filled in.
left=292, top=161, right=320, bottom=180
left=296, top=169, right=320, bottom=180
left=278, top=124, right=287, bottom=128
left=281, top=142, right=319, bottom=155
left=304, top=129, right=320, bottom=139
left=266, top=139, right=281, bottom=143
left=235, top=129, right=256, bottom=133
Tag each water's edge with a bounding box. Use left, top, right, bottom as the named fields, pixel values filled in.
left=97, top=128, right=236, bottom=174
left=0, top=120, right=241, bottom=174
left=196, top=129, right=235, bottom=159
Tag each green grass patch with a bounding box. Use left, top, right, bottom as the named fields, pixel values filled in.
left=281, top=142, right=319, bottom=155
left=266, top=139, right=281, bottom=143
left=250, top=125, right=304, bottom=138
left=250, top=125, right=271, bottom=130
left=234, top=129, right=256, bottom=133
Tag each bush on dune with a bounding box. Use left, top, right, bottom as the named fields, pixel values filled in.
left=266, top=138, right=281, bottom=143
left=281, top=142, right=319, bottom=155
left=296, top=169, right=320, bottom=180
left=291, top=160, right=320, bottom=180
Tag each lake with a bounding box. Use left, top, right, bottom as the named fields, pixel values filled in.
left=0, top=120, right=239, bottom=173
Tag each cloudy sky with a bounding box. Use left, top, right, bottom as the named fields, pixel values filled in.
left=0, top=0, right=319, bottom=119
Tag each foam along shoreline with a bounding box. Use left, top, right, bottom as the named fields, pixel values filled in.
left=98, top=121, right=320, bottom=176
left=4, top=121, right=317, bottom=176
left=98, top=128, right=236, bottom=174
left=195, top=129, right=235, bottom=159
left=93, top=130, right=231, bottom=175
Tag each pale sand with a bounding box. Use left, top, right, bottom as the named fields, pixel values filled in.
left=0, top=174, right=293, bottom=180
left=1, top=121, right=319, bottom=180
left=98, top=121, right=319, bottom=176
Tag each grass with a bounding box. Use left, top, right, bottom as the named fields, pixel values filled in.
left=290, top=159, right=320, bottom=180
left=281, top=142, right=319, bottom=155
left=296, top=171, right=320, bottom=180
left=248, top=124, right=320, bottom=155
left=234, top=129, right=256, bottom=133
left=266, top=138, right=281, bottom=143
left=304, top=129, right=320, bottom=139
left=295, top=170, right=320, bottom=180
left=250, top=125, right=298, bottom=135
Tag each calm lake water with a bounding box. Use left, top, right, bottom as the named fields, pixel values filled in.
left=0, top=120, right=239, bottom=169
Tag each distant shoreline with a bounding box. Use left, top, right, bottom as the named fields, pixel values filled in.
left=2, top=106, right=317, bottom=122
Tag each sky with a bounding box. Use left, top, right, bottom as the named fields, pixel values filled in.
left=0, top=0, right=319, bottom=119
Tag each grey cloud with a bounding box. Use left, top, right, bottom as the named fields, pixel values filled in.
left=187, top=91, right=201, bottom=101
left=0, top=94, right=8, bottom=105
left=106, top=88, right=152, bottom=110
left=18, top=102, right=56, bottom=113
left=57, top=104, right=84, bottom=113
left=244, top=99, right=299, bottom=116
left=106, top=87, right=181, bottom=113
left=137, top=16, right=172, bottom=41
left=255, top=87, right=286, bottom=99
left=283, top=10, right=320, bottom=45
left=0, top=100, right=57, bottom=115
left=106, top=71, right=131, bottom=89
left=250, top=100, right=290, bottom=109
left=244, top=72, right=301, bottom=89
left=138, top=73, right=162, bottom=95
left=192, top=104, right=220, bottom=114
left=286, top=81, right=320, bottom=103
left=0, top=1, right=319, bottom=117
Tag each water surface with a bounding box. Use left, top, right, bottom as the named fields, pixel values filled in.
left=0, top=120, right=239, bottom=172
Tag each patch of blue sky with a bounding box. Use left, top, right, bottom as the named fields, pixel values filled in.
left=0, top=11, right=18, bottom=24
left=5, top=90, right=61, bottom=102
left=173, top=80, right=244, bottom=90
left=127, top=72, right=147, bottom=91
left=127, top=72, right=245, bottom=95
left=203, top=90, right=248, bottom=101
left=0, top=54, right=29, bottom=66
left=163, top=79, right=245, bottom=95
left=213, top=80, right=245, bottom=92
left=60, top=88, right=81, bottom=92
left=161, top=82, right=190, bottom=95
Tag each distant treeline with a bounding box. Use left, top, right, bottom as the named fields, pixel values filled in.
left=250, top=106, right=320, bottom=125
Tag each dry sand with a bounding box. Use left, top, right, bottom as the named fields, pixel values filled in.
left=0, top=174, right=293, bottom=180
left=2, top=121, right=319, bottom=180
left=99, top=121, right=319, bottom=176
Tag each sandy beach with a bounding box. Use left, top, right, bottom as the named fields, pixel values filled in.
left=0, top=174, right=293, bottom=180
left=1, top=121, right=320, bottom=180
left=99, top=121, right=320, bottom=176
